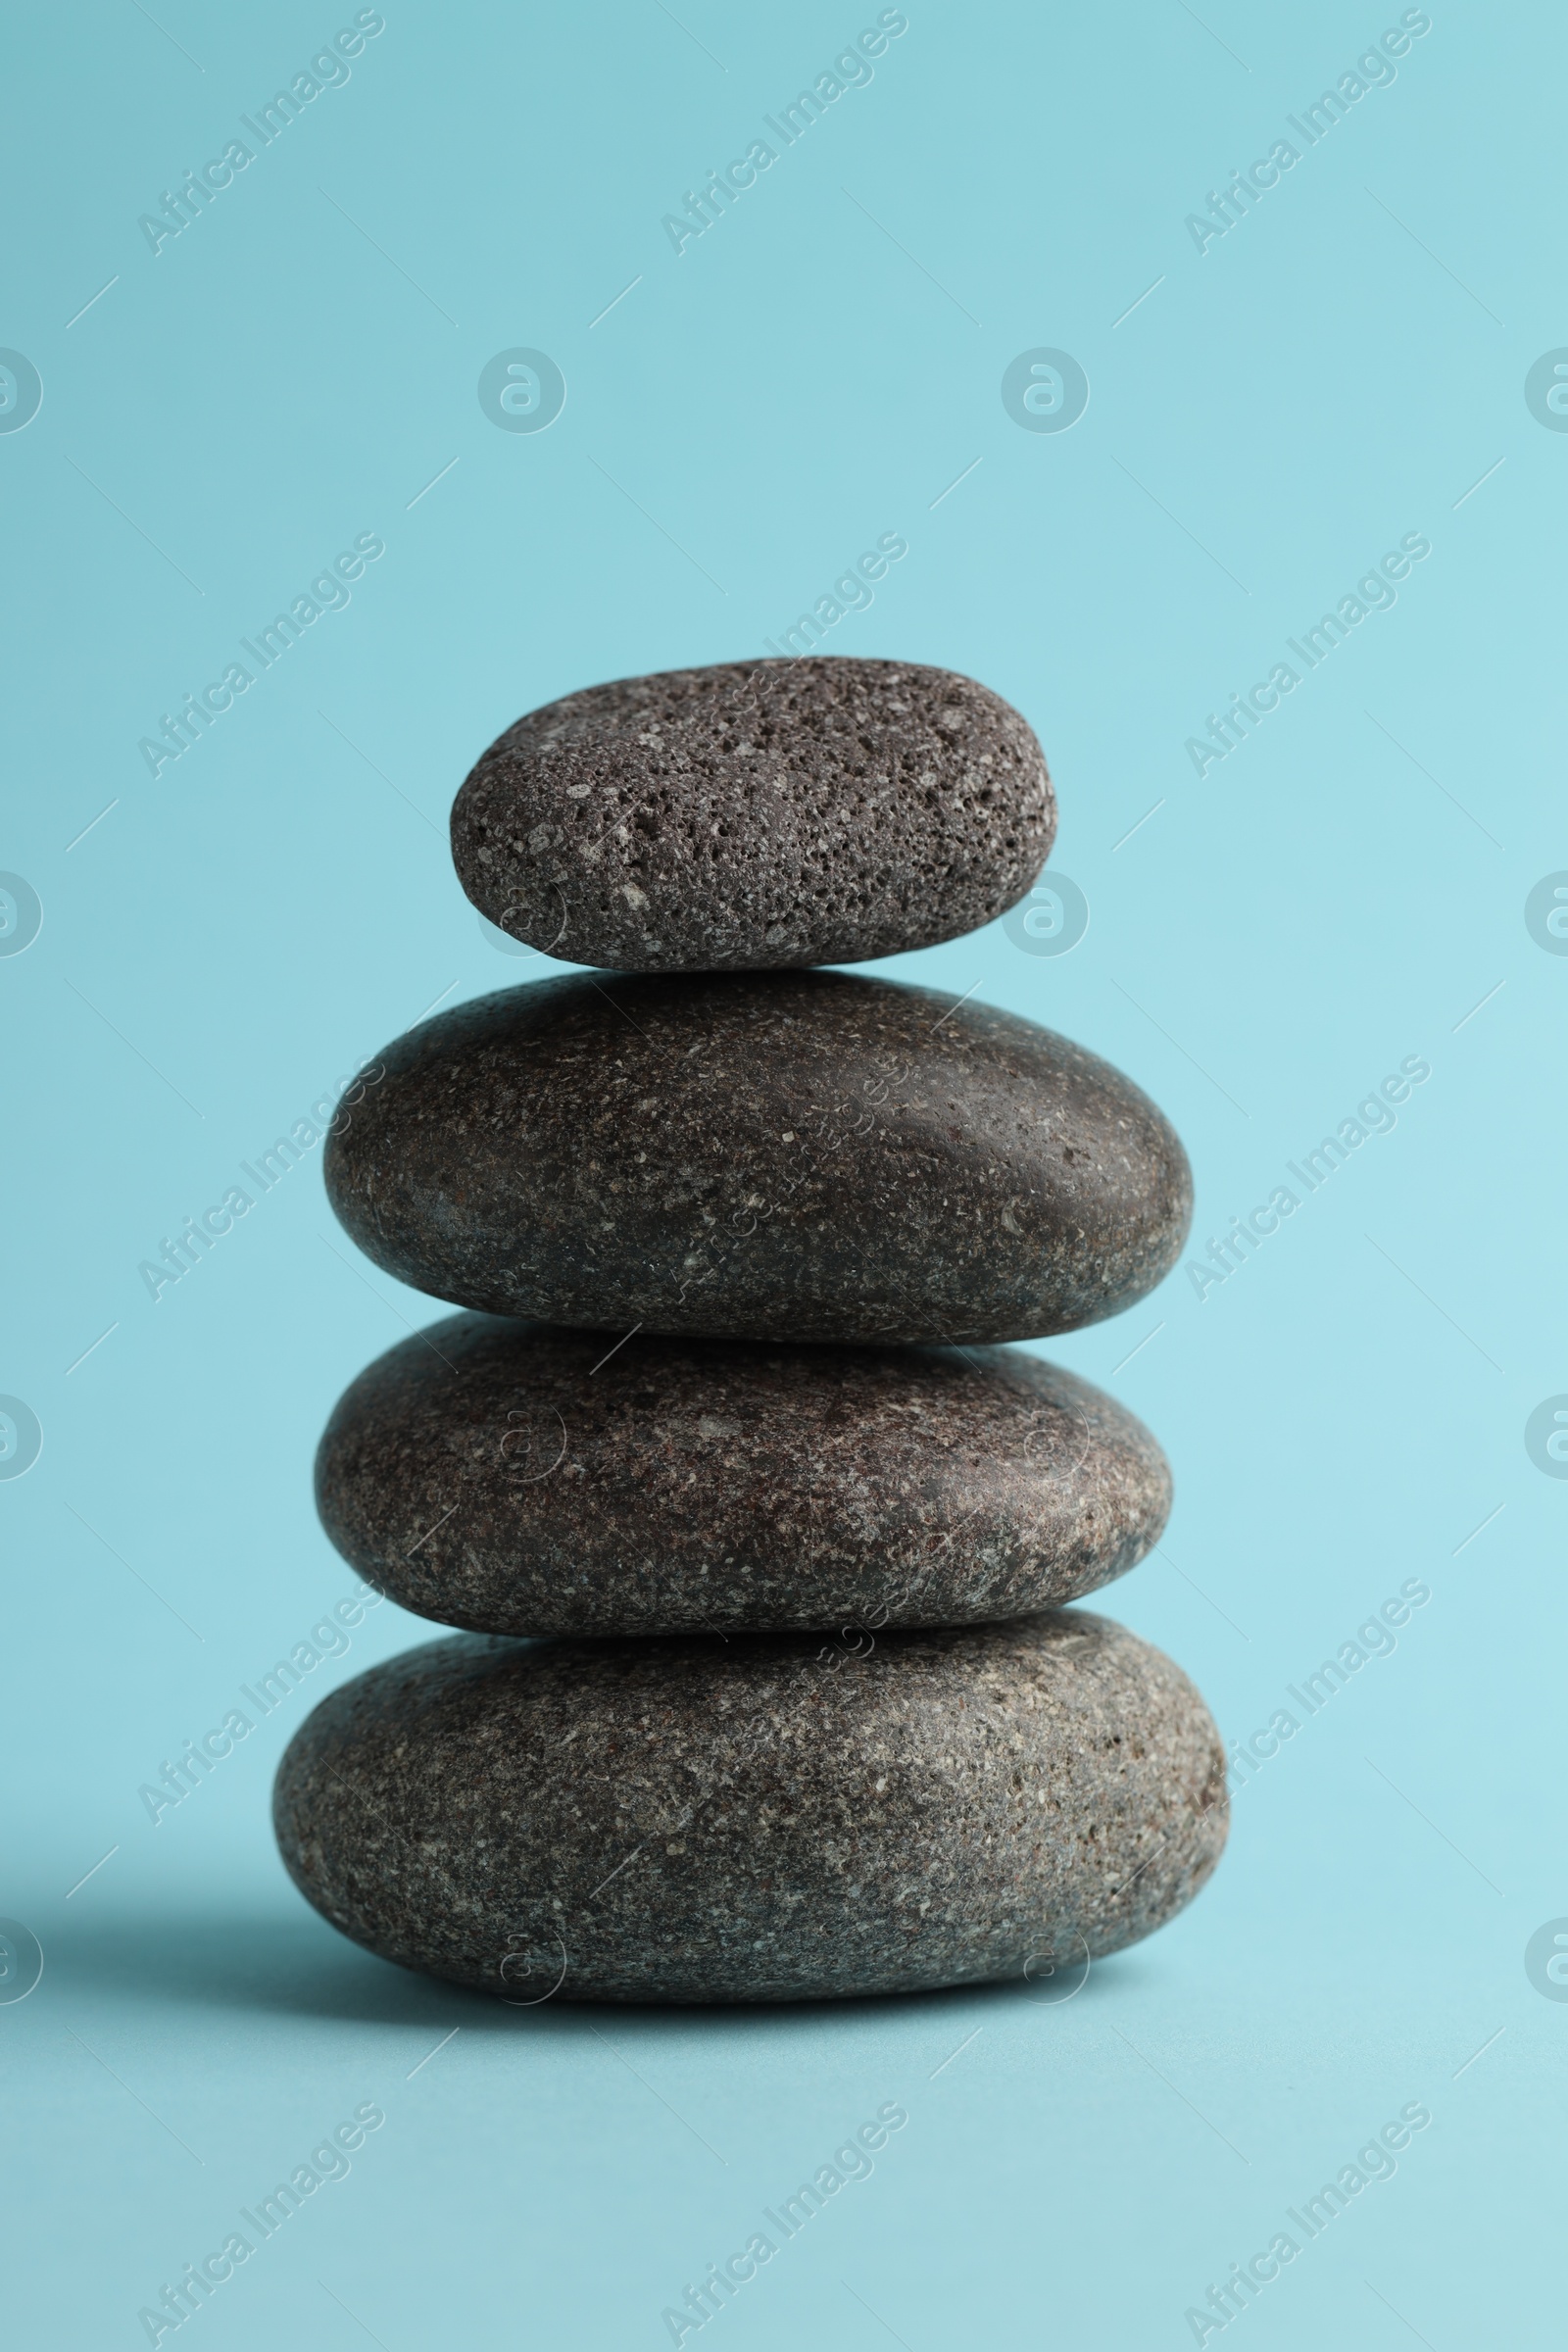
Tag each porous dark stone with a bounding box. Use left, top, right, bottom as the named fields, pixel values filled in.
left=322, top=970, right=1191, bottom=1345
left=316, top=1318, right=1172, bottom=1637
left=449, top=657, right=1055, bottom=970
left=272, top=1611, right=1227, bottom=2004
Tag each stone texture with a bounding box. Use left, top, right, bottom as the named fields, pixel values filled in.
left=316, top=1318, right=1172, bottom=1637
left=322, top=970, right=1191, bottom=1345
left=272, top=1610, right=1227, bottom=2004
left=449, top=657, right=1055, bottom=970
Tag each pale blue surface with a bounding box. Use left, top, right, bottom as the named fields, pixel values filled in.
left=4, top=3, right=1564, bottom=2345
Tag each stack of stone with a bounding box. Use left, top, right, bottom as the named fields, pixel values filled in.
left=275, top=658, right=1226, bottom=2005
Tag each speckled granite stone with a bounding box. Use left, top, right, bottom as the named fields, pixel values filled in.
left=272, top=1610, right=1226, bottom=2004
left=322, top=970, right=1191, bottom=1345
left=315, top=1318, right=1172, bottom=1637
left=449, top=658, right=1055, bottom=971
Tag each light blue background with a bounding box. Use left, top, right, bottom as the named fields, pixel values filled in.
left=5, top=2, right=1564, bottom=2344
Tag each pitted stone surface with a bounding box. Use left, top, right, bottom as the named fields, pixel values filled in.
left=449, top=658, right=1055, bottom=970
left=272, top=1610, right=1227, bottom=2004
left=322, top=970, right=1192, bottom=1345
left=316, top=1318, right=1172, bottom=1636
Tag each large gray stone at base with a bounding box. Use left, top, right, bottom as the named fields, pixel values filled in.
left=450, top=657, right=1055, bottom=971
left=315, top=1318, right=1173, bottom=1636
left=272, top=1612, right=1227, bottom=2005
left=322, top=970, right=1192, bottom=1345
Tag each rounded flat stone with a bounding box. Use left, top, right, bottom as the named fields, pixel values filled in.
left=323, top=970, right=1191, bottom=1345
left=449, top=657, right=1054, bottom=970
left=272, top=1611, right=1227, bottom=2004
left=316, top=1318, right=1172, bottom=1637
